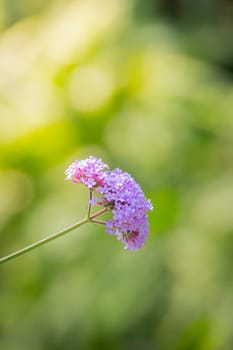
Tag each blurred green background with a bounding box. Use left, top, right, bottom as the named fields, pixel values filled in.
left=0, top=0, right=233, bottom=349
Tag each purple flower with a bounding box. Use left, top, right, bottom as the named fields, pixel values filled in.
left=65, top=156, right=109, bottom=189
left=65, top=157, right=153, bottom=250
left=96, top=169, right=153, bottom=250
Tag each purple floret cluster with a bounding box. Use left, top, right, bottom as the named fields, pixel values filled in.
left=65, top=156, right=109, bottom=188
left=66, top=156, right=153, bottom=250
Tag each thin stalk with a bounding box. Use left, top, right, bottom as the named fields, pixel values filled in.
left=90, top=219, right=106, bottom=225
left=87, top=190, right=93, bottom=218
left=0, top=217, right=89, bottom=265
left=0, top=207, right=108, bottom=265
left=89, top=207, right=107, bottom=219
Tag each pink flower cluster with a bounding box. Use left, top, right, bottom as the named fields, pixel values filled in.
left=65, top=156, right=109, bottom=188
left=65, top=156, right=153, bottom=250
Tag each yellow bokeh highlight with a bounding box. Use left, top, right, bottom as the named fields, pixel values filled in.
left=68, top=64, right=115, bottom=113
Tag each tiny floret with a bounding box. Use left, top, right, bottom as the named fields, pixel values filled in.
left=65, top=157, right=153, bottom=250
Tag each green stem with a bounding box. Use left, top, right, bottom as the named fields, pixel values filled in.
left=87, top=190, right=93, bottom=218
left=0, top=218, right=88, bottom=265
left=89, top=207, right=107, bottom=219
left=0, top=208, right=107, bottom=265
left=90, top=219, right=106, bottom=225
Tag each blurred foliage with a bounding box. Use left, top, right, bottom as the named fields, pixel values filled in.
left=0, top=0, right=233, bottom=349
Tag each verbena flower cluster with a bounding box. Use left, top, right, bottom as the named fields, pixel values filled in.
left=66, top=156, right=153, bottom=250
left=65, top=156, right=109, bottom=188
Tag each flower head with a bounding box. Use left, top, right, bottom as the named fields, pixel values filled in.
left=65, top=156, right=109, bottom=189
left=66, top=157, right=153, bottom=250
left=96, top=169, right=153, bottom=250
